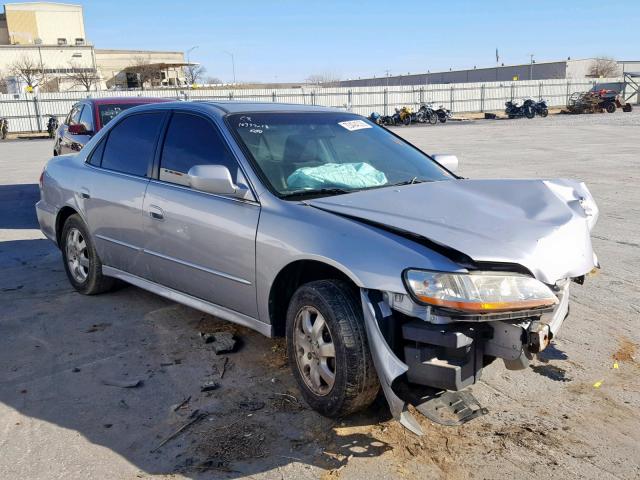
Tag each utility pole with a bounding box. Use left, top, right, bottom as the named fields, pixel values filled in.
left=529, top=53, right=534, bottom=80
left=224, top=51, right=236, bottom=84
left=186, top=46, right=198, bottom=86
left=384, top=69, right=390, bottom=88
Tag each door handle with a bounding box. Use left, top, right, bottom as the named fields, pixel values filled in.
left=148, top=205, right=164, bottom=220
left=80, top=188, right=90, bottom=199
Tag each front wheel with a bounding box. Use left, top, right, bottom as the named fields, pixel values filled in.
left=605, top=102, right=616, bottom=113
left=61, top=214, right=117, bottom=295
left=402, top=115, right=411, bottom=126
left=525, top=107, right=535, bottom=119
left=286, top=280, right=379, bottom=417
left=428, top=112, right=438, bottom=125
left=539, top=108, right=549, bottom=118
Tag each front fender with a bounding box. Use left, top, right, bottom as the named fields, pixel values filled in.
left=255, top=202, right=463, bottom=325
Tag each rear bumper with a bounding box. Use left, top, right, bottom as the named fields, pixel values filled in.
left=35, top=200, right=57, bottom=244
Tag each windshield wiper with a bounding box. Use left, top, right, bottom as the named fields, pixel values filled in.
left=388, top=178, right=430, bottom=187
left=282, top=187, right=353, bottom=199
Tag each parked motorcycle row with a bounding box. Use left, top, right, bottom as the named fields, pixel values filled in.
left=504, top=98, right=548, bottom=119
left=369, top=103, right=452, bottom=127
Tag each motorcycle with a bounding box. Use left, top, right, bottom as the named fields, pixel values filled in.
left=435, top=105, right=453, bottom=123
left=505, top=99, right=535, bottom=119
left=396, top=106, right=413, bottom=126
left=0, top=117, right=8, bottom=140
left=46, top=115, right=59, bottom=138
left=416, top=103, right=438, bottom=124
left=533, top=99, right=548, bottom=118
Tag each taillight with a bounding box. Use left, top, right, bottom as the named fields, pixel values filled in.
left=39, top=169, right=45, bottom=189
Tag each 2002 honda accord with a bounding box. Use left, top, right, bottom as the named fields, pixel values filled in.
left=36, top=101, right=599, bottom=433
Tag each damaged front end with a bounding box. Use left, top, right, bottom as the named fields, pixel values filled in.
left=361, top=277, right=575, bottom=435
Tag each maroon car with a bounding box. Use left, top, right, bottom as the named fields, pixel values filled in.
left=54, top=97, right=172, bottom=156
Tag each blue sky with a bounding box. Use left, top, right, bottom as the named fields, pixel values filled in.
left=82, top=0, right=639, bottom=82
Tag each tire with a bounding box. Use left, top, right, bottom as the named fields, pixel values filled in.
left=60, top=214, right=117, bottom=295
left=539, top=108, right=548, bottom=118
left=438, top=113, right=447, bottom=123
left=623, top=104, right=633, bottom=112
left=402, top=115, right=411, bottom=126
left=286, top=279, right=380, bottom=417
left=428, top=112, right=438, bottom=125
left=525, top=107, right=535, bottom=119
left=605, top=102, right=616, bottom=113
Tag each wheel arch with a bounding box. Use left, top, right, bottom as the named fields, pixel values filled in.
left=55, top=206, right=80, bottom=247
left=268, top=259, right=360, bottom=337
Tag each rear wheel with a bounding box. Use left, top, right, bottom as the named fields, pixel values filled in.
left=539, top=108, right=549, bottom=118
left=605, top=102, right=616, bottom=113
left=428, top=112, right=438, bottom=125
left=525, top=107, right=535, bottom=119
left=61, top=214, right=116, bottom=295
left=286, top=280, right=379, bottom=417
left=402, top=115, right=411, bottom=126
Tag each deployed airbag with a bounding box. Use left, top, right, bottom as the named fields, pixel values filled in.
left=287, top=162, right=387, bottom=190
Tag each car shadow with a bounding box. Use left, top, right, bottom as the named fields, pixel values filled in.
left=0, top=235, right=392, bottom=478
left=0, top=183, right=40, bottom=229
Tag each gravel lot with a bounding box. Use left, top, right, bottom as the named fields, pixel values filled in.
left=1, top=111, right=639, bottom=480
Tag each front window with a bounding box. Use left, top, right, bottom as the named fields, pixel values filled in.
left=228, top=112, right=452, bottom=198
left=98, top=103, right=151, bottom=129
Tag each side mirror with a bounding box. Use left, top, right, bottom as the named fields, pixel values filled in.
left=433, top=154, right=459, bottom=173
left=187, top=164, right=247, bottom=197
left=68, top=124, right=91, bottom=135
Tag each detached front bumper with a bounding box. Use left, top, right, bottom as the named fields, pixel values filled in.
left=360, top=282, right=571, bottom=434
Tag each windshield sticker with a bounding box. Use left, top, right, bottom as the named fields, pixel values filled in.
left=338, top=120, right=372, bottom=131
left=237, top=115, right=269, bottom=134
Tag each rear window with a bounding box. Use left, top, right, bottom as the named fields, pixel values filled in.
left=98, top=103, right=150, bottom=128
left=101, top=112, right=164, bottom=177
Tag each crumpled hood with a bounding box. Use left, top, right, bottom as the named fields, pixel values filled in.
left=308, top=178, right=599, bottom=284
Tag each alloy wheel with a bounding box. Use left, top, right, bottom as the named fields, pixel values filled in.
left=293, top=306, right=336, bottom=396
left=66, top=227, right=89, bottom=283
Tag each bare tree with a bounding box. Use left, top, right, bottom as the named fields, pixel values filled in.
left=9, top=56, right=47, bottom=90
left=588, top=57, right=620, bottom=78
left=204, top=76, right=222, bottom=85
left=128, top=56, right=161, bottom=90
left=183, top=64, right=206, bottom=86
left=0, top=71, right=7, bottom=94
left=65, top=62, right=100, bottom=91
left=305, top=72, right=341, bottom=86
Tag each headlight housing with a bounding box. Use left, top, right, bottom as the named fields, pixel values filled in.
left=403, top=269, right=558, bottom=313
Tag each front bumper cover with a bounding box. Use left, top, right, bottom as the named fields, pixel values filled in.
left=360, top=282, right=571, bottom=435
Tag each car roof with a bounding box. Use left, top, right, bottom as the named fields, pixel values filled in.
left=120, top=100, right=347, bottom=115
left=82, top=97, right=173, bottom=106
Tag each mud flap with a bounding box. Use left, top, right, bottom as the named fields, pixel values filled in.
left=360, top=289, right=424, bottom=436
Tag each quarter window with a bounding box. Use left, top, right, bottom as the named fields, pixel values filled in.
left=159, top=113, right=238, bottom=187
left=101, top=113, right=164, bottom=177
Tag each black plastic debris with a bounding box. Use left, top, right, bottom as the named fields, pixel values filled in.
left=239, top=400, right=265, bottom=412
left=200, top=381, right=219, bottom=392
left=201, top=332, right=237, bottom=354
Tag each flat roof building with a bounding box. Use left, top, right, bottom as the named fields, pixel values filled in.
left=0, top=2, right=187, bottom=92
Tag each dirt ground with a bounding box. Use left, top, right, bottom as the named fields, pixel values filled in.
left=1, top=111, right=639, bottom=480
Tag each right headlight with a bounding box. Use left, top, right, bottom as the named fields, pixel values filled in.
left=404, top=269, right=558, bottom=313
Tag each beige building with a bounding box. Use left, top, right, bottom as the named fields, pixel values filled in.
left=0, top=2, right=186, bottom=92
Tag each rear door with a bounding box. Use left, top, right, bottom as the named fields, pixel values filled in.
left=142, top=111, right=260, bottom=318
left=83, top=111, right=167, bottom=276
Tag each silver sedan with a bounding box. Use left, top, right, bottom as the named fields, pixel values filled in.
left=36, top=101, right=599, bottom=433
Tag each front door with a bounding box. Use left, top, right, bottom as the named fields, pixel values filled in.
left=142, top=112, right=260, bottom=318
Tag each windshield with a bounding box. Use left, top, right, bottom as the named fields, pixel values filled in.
left=227, top=112, right=453, bottom=198
left=98, top=104, right=147, bottom=128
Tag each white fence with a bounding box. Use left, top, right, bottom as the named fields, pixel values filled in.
left=0, top=77, right=624, bottom=133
